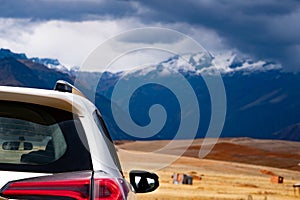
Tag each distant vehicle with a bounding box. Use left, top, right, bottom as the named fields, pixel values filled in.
left=0, top=80, right=159, bottom=200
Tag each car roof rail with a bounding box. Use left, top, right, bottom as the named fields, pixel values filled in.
left=54, top=80, right=85, bottom=98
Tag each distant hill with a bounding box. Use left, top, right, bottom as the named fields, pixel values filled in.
left=1, top=48, right=300, bottom=141
left=0, top=48, right=73, bottom=89
left=0, top=48, right=27, bottom=60
left=116, top=138, right=300, bottom=171
left=91, top=53, right=300, bottom=141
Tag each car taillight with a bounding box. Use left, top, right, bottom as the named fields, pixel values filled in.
left=93, top=178, right=123, bottom=200
left=1, top=178, right=124, bottom=200
left=1, top=179, right=90, bottom=200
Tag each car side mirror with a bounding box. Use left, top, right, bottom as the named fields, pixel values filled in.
left=129, top=170, right=159, bottom=193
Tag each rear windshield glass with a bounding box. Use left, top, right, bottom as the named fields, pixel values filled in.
left=0, top=101, right=92, bottom=173
left=0, top=117, right=67, bottom=165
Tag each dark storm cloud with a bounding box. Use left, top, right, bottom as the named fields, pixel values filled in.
left=117, top=28, right=185, bottom=44
left=1, top=0, right=299, bottom=70
left=0, top=0, right=138, bottom=21
left=135, top=0, right=300, bottom=70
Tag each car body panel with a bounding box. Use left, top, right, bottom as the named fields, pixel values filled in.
left=0, top=86, right=121, bottom=177
left=0, top=86, right=83, bottom=115
left=0, top=171, right=49, bottom=188
left=0, top=84, right=159, bottom=199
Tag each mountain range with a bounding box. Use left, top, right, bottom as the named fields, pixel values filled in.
left=0, top=48, right=300, bottom=141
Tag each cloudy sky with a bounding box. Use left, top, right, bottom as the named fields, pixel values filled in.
left=0, top=0, right=299, bottom=71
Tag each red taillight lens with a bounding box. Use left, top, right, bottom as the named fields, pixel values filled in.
left=1, top=178, right=124, bottom=200
left=2, top=179, right=90, bottom=200
left=94, top=178, right=123, bottom=200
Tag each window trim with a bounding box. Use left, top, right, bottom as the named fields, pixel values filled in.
left=92, top=110, right=123, bottom=175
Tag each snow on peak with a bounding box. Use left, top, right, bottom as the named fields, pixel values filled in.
left=30, top=57, right=69, bottom=73
left=159, top=52, right=212, bottom=72
left=156, top=51, right=281, bottom=76
left=120, top=51, right=282, bottom=78
left=175, top=52, right=281, bottom=74
left=26, top=51, right=281, bottom=76
left=207, top=52, right=282, bottom=74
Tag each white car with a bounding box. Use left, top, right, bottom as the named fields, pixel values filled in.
left=0, top=80, right=159, bottom=200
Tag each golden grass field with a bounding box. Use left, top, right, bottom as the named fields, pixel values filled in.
left=116, top=138, right=300, bottom=200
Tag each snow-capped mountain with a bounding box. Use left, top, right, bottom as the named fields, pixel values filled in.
left=1, top=48, right=300, bottom=141
left=153, top=51, right=282, bottom=75
left=93, top=52, right=300, bottom=141
left=1, top=48, right=281, bottom=76
left=0, top=48, right=71, bottom=74
left=115, top=51, right=282, bottom=79
left=29, top=57, right=69, bottom=73
left=0, top=48, right=73, bottom=89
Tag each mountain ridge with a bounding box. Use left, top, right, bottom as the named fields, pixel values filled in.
left=0, top=48, right=299, bottom=141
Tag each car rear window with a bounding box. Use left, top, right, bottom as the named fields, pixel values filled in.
left=0, top=100, right=92, bottom=173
